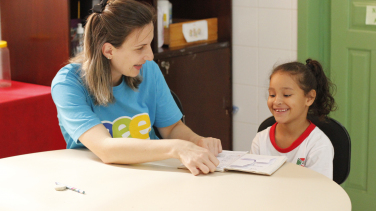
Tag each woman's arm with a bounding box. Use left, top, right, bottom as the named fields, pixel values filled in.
left=157, top=120, right=222, bottom=156
left=79, top=124, right=219, bottom=176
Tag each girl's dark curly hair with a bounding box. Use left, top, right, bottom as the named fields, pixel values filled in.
left=271, top=59, right=337, bottom=121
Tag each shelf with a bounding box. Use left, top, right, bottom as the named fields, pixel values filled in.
left=154, top=41, right=230, bottom=60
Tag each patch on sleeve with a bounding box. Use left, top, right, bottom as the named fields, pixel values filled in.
left=296, top=158, right=306, bottom=167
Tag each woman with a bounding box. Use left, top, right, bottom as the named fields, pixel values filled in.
left=51, top=0, right=222, bottom=176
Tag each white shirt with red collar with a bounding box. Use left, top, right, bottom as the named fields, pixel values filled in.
left=250, top=122, right=334, bottom=179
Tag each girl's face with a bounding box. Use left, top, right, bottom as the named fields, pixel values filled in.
left=109, top=23, right=154, bottom=86
left=267, top=71, right=315, bottom=125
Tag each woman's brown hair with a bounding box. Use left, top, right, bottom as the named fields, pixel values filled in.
left=70, top=0, right=156, bottom=106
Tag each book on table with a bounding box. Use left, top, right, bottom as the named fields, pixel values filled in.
left=179, top=150, right=287, bottom=176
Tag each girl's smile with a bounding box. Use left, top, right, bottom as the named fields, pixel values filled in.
left=274, top=108, right=289, bottom=112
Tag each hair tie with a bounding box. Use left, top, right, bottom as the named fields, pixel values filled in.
left=305, top=59, right=312, bottom=66
left=93, top=0, right=109, bottom=13
left=306, top=59, right=314, bottom=69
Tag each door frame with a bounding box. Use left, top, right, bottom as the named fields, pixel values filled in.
left=298, top=0, right=331, bottom=76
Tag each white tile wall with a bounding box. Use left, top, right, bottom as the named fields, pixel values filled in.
left=233, top=122, right=258, bottom=150
left=259, top=0, right=292, bottom=9
left=233, top=45, right=258, bottom=86
left=233, top=84, right=258, bottom=124
left=258, top=9, right=292, bottom=50
left=232, top=0, right=298, bottom=151
left=233, top=7, right=258, bottom=47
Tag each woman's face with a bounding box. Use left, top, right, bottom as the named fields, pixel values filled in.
left=110, top=22, right=154, bottom=86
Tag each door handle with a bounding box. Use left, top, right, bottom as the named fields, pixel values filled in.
left=161, top=61, right=170, bottom=74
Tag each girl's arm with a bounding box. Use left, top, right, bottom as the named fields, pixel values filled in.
left=79, top=123, right=219, bottom=176
left=157, top=120, right=222, bottom=156
left=305, top=145, right=334, bottom=179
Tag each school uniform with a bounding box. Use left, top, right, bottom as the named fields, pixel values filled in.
left=251, top=122, right=334, bottom=179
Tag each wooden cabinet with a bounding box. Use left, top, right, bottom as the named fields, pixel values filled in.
left=0, top=0, right=233, bottom=149
left=152, top=0, right=233, bottom=149
left=155, top=43, right=232, bottom=149
left=0, top=0, right=70, bottom=86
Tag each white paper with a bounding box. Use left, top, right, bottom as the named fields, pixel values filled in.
left=178, top=150, right=248, bottom=172
left=182, top=20, right=208, bottom=43
left=216, top=150, right=249, bottom=171
left=366, top=5, right=376, bottom=25
left=177, top=151, right=286, bottom=176
left=255, top=158, right=274, bottom=164
left=226, top=154, right=286, bottom=175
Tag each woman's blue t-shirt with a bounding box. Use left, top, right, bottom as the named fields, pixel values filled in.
left=51, top=60, right=182, bottom=149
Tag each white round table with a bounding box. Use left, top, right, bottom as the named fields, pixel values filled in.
left=0, top=149, right=351, bottom=210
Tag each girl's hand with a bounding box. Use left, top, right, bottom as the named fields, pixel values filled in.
left=196, top=137, right=223, bottom=156
left=174, top=140, right=220, bottom=176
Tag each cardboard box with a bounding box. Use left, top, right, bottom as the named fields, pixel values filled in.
left=164, top=18, right=218, bottom=48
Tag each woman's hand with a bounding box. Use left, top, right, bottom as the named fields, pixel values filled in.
left=196, top=137, right=222, bottom=156
left=173, top=140, right=220, bottom=176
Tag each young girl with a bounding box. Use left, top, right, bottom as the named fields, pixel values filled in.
left=251, top=59, right=337, bottom=179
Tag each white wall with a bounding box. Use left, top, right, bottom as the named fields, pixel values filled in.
left=232, top=0, right=298, bottom=151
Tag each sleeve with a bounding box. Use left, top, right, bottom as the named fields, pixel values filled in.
left=305, top=135, right=334, bottom=179
left=151, top=61, right=183, bottom=128
left=250, top=133, right=261, bottom=154
left=51, top=74, right=102, bottom=144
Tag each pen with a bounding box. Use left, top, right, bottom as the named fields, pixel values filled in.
left=55, top=182, right=85, bottom=194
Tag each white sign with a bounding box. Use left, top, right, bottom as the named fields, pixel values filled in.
left=366, top=5, right=376, bottom=25
left=182, top=20, right=208, bottom=43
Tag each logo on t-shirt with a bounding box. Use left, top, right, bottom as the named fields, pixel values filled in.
left=296, top=158, right=306, bottom=167
left=102, top=113, right=151, bottom=139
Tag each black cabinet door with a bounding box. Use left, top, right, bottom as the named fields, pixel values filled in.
left=157, top=47, right=232, bottom=150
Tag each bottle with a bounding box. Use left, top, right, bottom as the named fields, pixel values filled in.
left=157, top=5, right=164, bottom=47
left=75, top=23, right=84, bottom=55
left=157, top=0, right=171, bottom=28
left=0, top=40, right=11, bottom=87
left=168, top=1, right=172, bottom=25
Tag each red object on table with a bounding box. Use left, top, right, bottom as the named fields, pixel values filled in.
left=0, top=81, right=66, bottom=158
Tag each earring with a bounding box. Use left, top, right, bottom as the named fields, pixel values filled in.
left=107, top=57, right=111, bottom=60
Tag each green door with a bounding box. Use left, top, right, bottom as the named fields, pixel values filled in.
left=299, top=0, right=376, bottom=210
left=331, top=0, right=376, bottom=210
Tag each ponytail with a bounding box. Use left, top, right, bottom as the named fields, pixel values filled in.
left=305, top=59, right=337, bottom=119
left=69, top=0, right=155, bottom=106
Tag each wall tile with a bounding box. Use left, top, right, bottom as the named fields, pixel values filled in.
left=233, top=7, right=258, bottom=47
left=258, top=8, right=292, bottom=50
left=291, top=50, right=297, bottom=61
left=292, top=0, right=298, bottom=10
left=258, top=0, right=292, bottom=9
left=233, top=0, right=258, bottom=7
left=258, top=48, right=294, bottom=87
left=258, top=87, right=272, bottom=124
left=233, top=84, right=258, bottom=124
left=233, top=122, right=258, bottom=151
left=233, top=45, right=258, bottom=86
left=291, top=9, right=297, bottom=51
left=232, top=1, right=297, bottom=150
